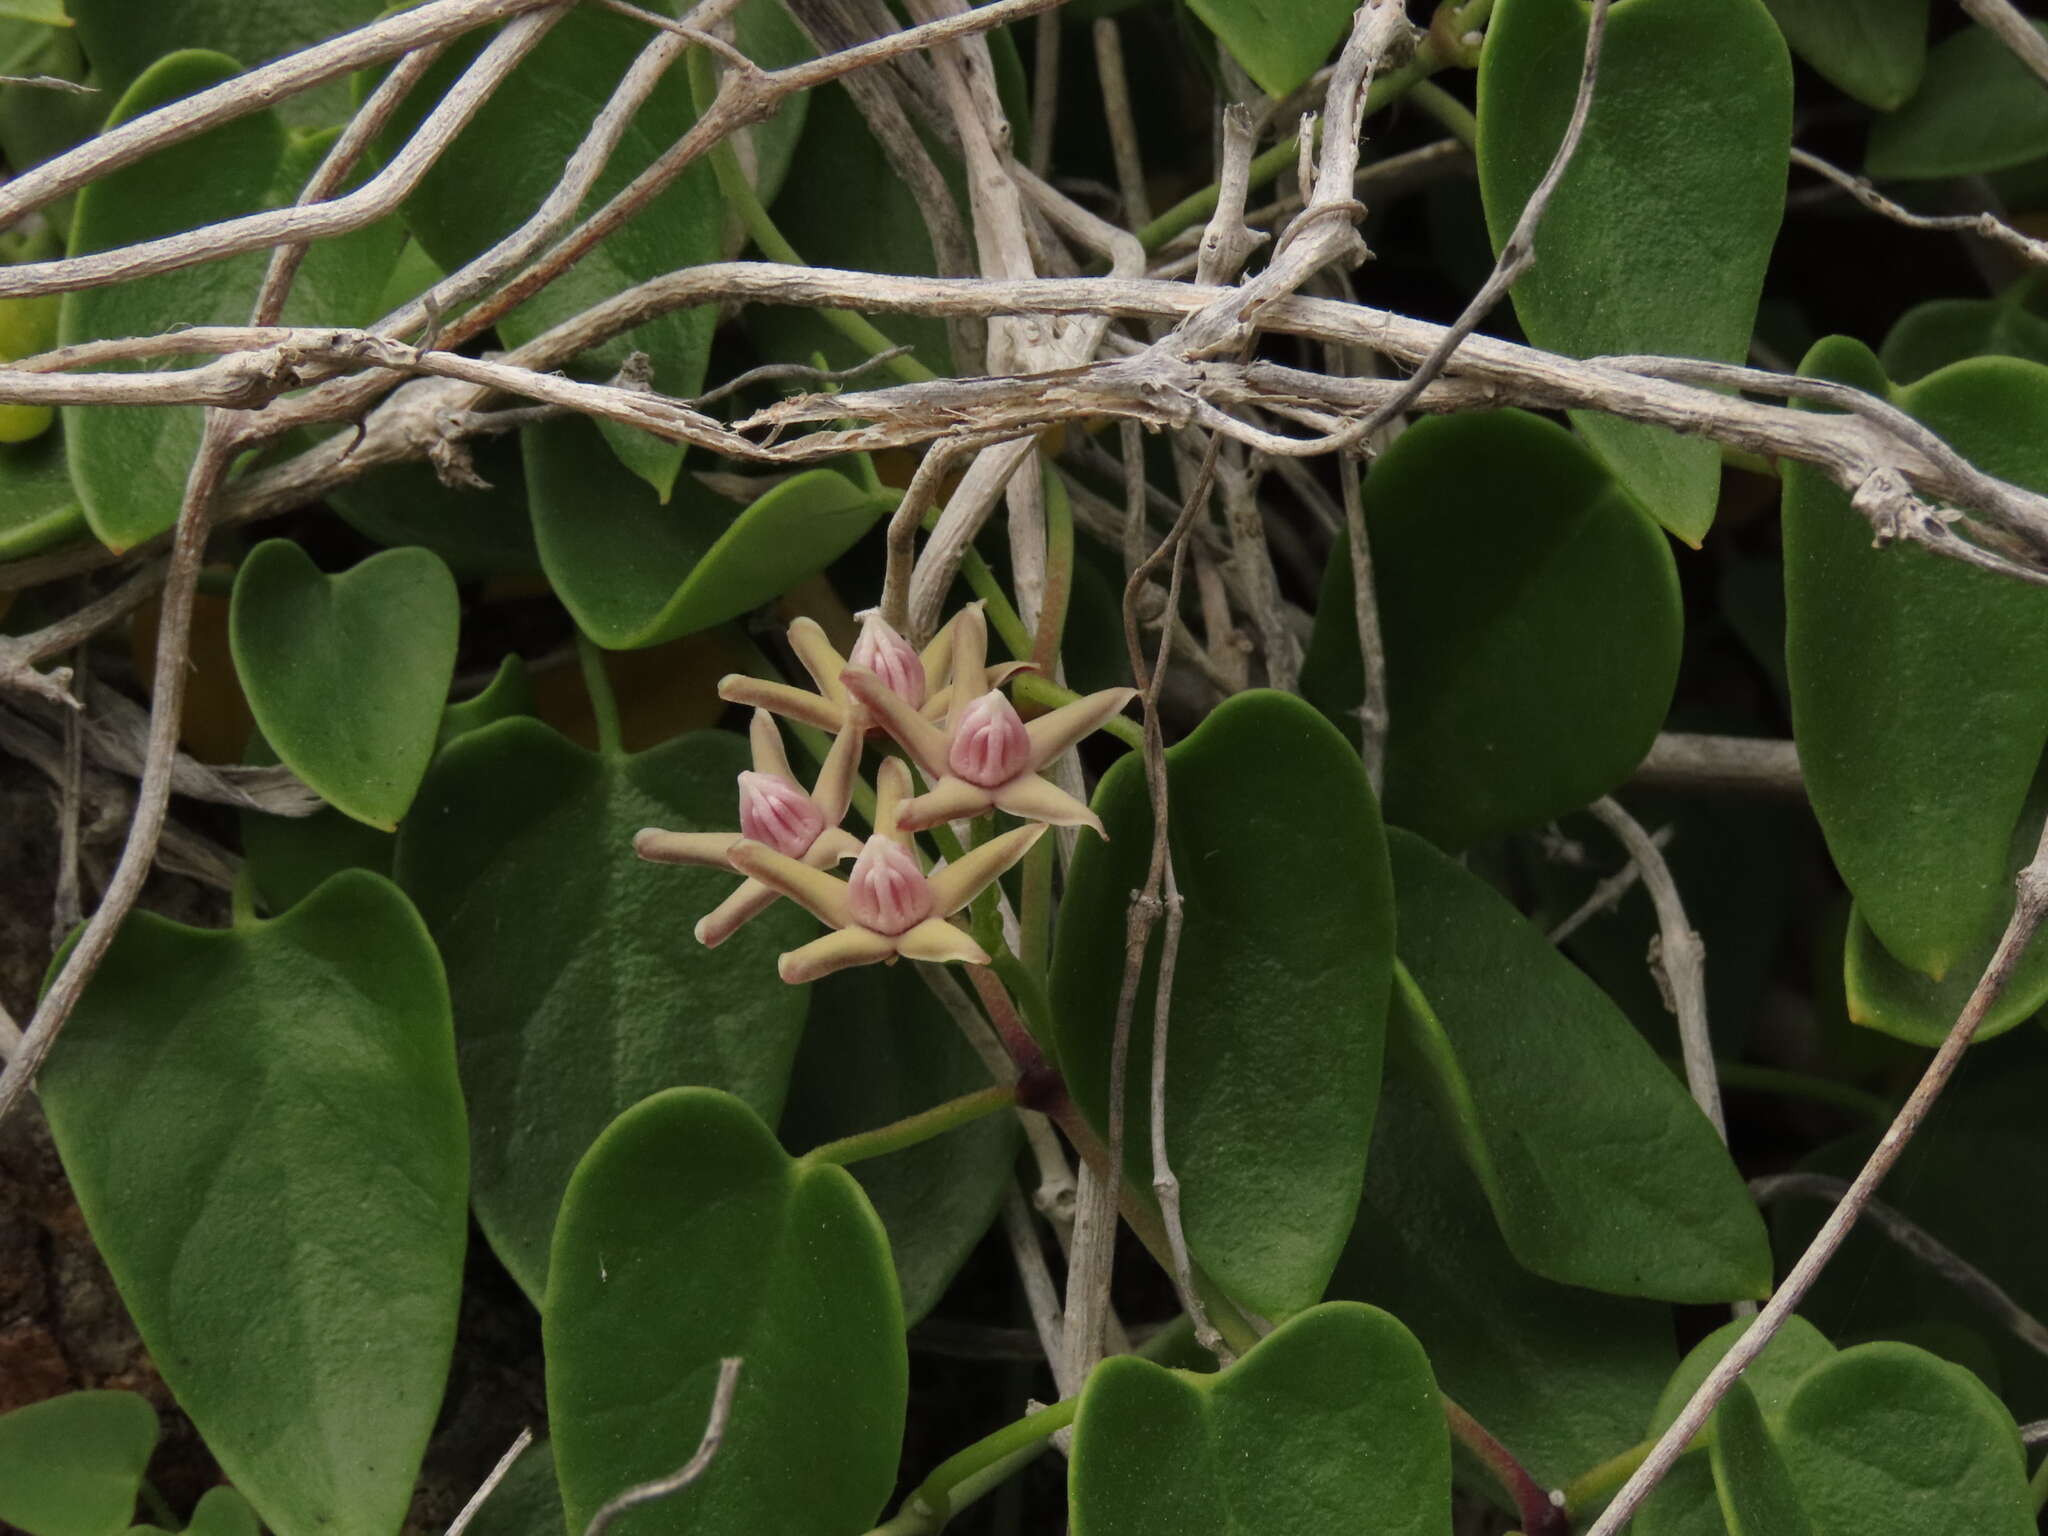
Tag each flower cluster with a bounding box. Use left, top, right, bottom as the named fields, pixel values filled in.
left=634, top=604, right=1138, bottom=983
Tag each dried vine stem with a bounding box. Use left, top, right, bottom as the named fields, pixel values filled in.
left=1546, top=821, right=1674, bottom=946
left=0, top=561, right=165, bottom=708
left=1588, top=797, right=1724, bottom=1141
left=1790, top=147, right=2048, bottom=269
left=1583, top=822, right=2048, bottom=1535
left=582, top=1358, right=743, bottom=1536
left=1957, top=0, right=2048, bottom=87
left=445, top=1429, right=536, bottom=1536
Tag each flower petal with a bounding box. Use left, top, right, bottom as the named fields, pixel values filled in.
left=694, top=878, right=778, bottom=948
left=993, top=774, right=1106, bottom=835
left=779, top=926, right=898, bottom=984
left=844, top=663, right=950, bottom=778
left=633, top=829, right=741, bottom=868
left=787, top=617, right=852, bottom=708
left=718, top=675, right=843, bottom=734
left=875, top=757, right=917, bottom=844
left=1024, top=687, right=1139, bottom=767
left=895, top=917, right=992, bottom=967
left=948, top=601, right=991, bottom=700
left=726, top=838, right=855, bottom=928
left=809, top=713, right=864, bottom=828
left=896, top=775, right=997, bottom=832
left=810, top=828, right=864, bottom=865
left=748, top=707, right=794, bottom=780
left=926, top=822, right=1047, bottom=915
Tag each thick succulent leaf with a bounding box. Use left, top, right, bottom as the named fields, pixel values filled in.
left=131, top=1487, right=261, bottom=1536
left=1775, top=1343, right=2033, bottom=1536
left=69, top=0, right=385, bottom=127
left=229, top=539, right=459, bottom=830
left=781, top=962, right=1018, bottom=1325
left=1880, top=284, right=2048, bottom=384
left=1300, top=411, right=1683, bottom=850
left=1783, top=341, right=2048, bottom=979
left=1388, top=828, right=1772, bottom=1302
left=1069, top=1303, right=1452, bottom=1536
left=381, top=4, right=779, bottom=498
left=1867, top=19, right=2048, bottom=179
left=0, top=292, right=56, bottom=443
left=0, top=1391, right=157, bottom=1536
left=527, top=414, right=889, bottom=648
left=1477, top=0, right=1791, bottom=543
left=545, top=1088, right=905, bottom=1536
left=395, top=717, right=813, bottom=1300
left=1773, top=1040, right=2048, bottom=1421
left=327, top=435, right=538, bottom=579
left=1711, top=1380, right=1814, bottom=1536
left=1182, top=0, right=1352, bottom=97
left=1327, top=1069, right=1675, bottom=1490
left=40, top=872, right=468, bottom=1536
left=1050, top=691, right=1394, bottom=1319
left=1764, top=0, right=1927, bottom=109
left=0, top=427, right=82, bottom=559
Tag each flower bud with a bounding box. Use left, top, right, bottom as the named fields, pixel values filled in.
left=847, top=836, right=933, bottom=935
left=850, top=612, right=926, bottom=709
left=738, top=771, right=826, bottom=858
left=948, top=690, right=1031, bottom=788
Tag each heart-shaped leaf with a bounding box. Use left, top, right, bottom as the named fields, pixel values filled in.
left=1050, top=690, right=1394, bottom=1320
left=60, top=53, right=404, bottom=550
left=1300, top=410, right=1682, bottom=850
left=1764, top=0, right=1927, bottom=109
left=545, top=1087, right=906, bottom=1536
left=0, top=426, right=82, bottom=560
left=1775, top=1343, right=2032, bottom=1535
left=1068, top=1302, right=1451, bottom=1536
left=780, top=962, right=1018, bottom=1325
left=230, top=539, right=459, bottom=830
left=0, top=1391, right=158, bottom=1536
left=40, top=871, right=468, bottom=1536
left=526, top=414, right=888, bottom=649
left=1881, top=283, right=2048, bottom=384
left=1182, top=0, right=1352, bottom=97
left=1867, top=17, right=2048, bottom=180
left=1328, top=1069, right=1676, bottom=1490
left=70, top=0, right=386, bottom=127
left=1477, top=0, right=1791, bottom=543
left=1783, top=341, right=2048, bottom=980
left=394, top=716, right=813, bottom=1300
left=1387, top=828, right=1772, bottom=1302
left=1710, top=1380, right=1814, bottom=1536
left=132, top=1487, right=261, bottom=1536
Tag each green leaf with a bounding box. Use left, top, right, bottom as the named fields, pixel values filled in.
left=1880, top=284, right=2048, bottom=384
left=0, top=425, right=83, bottom=560
left=1783, top=342, right=2048, bottom=979
left=1763, top=0, right=1927, bottom=109
left=545, top=1088, right=906, bottom=1536
left=1327, top=1069, right=1675, bottom=1491
left=40, top=871, right=468, bottom=1536
left=780, top=962, right=1018, bottom=1325
left=1299, top=411, right=1682, bottom=850
left=1775, top=1343, right=2033, bottom=1535
left=1477, top=0, right=1791, bottom=543
left=0, top=1392, right=157, bottom=1536
left=1068, top=1302, right=1452, bottom=1536
left=438, top=653, right=537, bottom=748
left=229, top=539, right=459, bottom=830
left=327, top=435, right=539, bottom=579
left=526, top=414, right=888, bottom=649
left=459, top=1438, right=563, bottom=1536
left=1387, top=828, right=1772, bottom=1302
left=132, top=1487, right=261, bottom=1536
left=1868, top=18, right=2048, bottom=180
left=1711, top=1380, right=1814, bottom=1536
left=1050, top=691, right=1394, bottom=1320
left=1182, top=0, right=1351, bottom=97
left=383, top=8, right=732, bottom=499
left=0, top=1, right=69, bottom=25
left=70, top=0, right=383, bottom=126
left=395, top=717, right=813, bottom=1300
left=59, top=53, right=402, bottom=549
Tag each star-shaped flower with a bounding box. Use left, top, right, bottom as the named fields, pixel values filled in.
left=842, top=605, right=1138, bottom=835
left=726, top=756, right=1046, bottom=984
left=632, top=708, right=864, bottom=947
left=717, top=605, right=1029, bottom=735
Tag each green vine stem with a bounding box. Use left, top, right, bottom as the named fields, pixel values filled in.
left=1014, top=672, right=1143, bottom=749
left=802, top=1084, right=1019, bottom=1168
left=1409, top=78, right=1478, bottom=150
left=1444, top=1395, right=1568, bottom=1536
left=1703, top=1059, right=1894, bottom=1126
left=867, top=1396, right=1080, bottom=1536
left=1560, top=1435, right=1655, bottom=1518
left=575, top=632, right=623, bottom=758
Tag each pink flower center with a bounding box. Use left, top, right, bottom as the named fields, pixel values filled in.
left=847, top=836, right=933, bottom=935
left=738, top=771, right=826, bottom=858
left=850, top=613, right=926, bottom=710
left=948, top=690, right=1031, bottom=788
